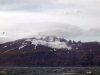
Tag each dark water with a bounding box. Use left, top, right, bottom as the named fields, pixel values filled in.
left=0, top=67, right=100, bottom=75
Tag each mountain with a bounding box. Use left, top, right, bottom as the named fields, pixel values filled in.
left=0, top=35, right=100, bottom=66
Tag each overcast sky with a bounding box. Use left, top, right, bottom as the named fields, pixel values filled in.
left=0, top=0, right=100, bottom=42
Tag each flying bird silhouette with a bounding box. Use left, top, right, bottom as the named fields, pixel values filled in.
left=3, top=32, right=5, bottom=35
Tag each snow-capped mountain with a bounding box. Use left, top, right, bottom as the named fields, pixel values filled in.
left=0, top=35, right=75, bottom=51
left=0, top=35, right=100, bottom=67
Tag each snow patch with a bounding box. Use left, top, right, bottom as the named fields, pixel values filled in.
left=26, top=37, right=72, bottom=50
left=19, top=45, right=26, bottom=50
left=3, top=46, right=7, bottom=48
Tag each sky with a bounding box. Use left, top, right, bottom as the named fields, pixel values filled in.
left=0, top=0, right=100, bottom=42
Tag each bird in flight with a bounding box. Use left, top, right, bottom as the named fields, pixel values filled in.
left=3, top=32, right=5, bottom=35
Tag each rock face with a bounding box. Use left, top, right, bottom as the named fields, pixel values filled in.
left=0, top=36, right=100, bottom=66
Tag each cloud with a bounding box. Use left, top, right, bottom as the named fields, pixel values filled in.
left=0, top=0, right=100, bottom=42
left=0, top=10, right=100, bottom=41
left=89, top=27, right=100, bottom=33
left=0, top=0, right=100, bottom=17
left=0, top=22, right=83, bottom=40
left=0, top=0, right=100, bottom=20
left=39, top=23, right=83, bottom=38
left=71, top=27, right=100, bottom=42
left=88, top=27, right=100, bottom=36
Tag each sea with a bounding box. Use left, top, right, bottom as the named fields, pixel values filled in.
left=0, top=67, right=100, bottom=75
